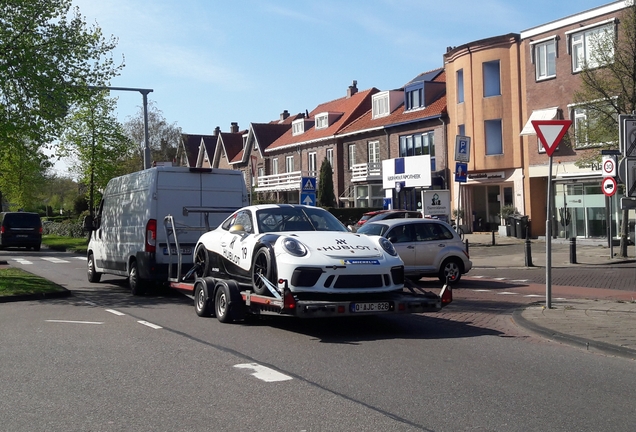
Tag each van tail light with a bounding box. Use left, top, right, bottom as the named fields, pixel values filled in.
left=0, top=226, right=4, bottom=234
left=145, top=219, right=157, bottom=253
left=39, top=226, right=43, bottom=234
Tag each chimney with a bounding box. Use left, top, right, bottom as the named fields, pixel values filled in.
left=213, top=126, right=220, bottom=136
left=347, top=80, right=358, bottom=98
left=230, top=122, right=239, bottom=133
left=280, top=110, right=289, bottom=121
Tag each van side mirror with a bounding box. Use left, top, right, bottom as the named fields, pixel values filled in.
left=82, top=215, right=94, bottom=231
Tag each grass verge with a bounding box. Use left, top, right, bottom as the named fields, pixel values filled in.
left=42, top=235, right=88, bottom=254
left=0, top=267, right=67, bottom=297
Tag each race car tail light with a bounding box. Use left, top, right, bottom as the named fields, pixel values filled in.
left=283, top=289, right=296, bottom=310
left=440, top=284, right=453, bottom=306
left=145, top=219, right=157, bottom=253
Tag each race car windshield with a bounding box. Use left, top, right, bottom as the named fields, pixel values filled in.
left=256, top=207, right=348, bottom=233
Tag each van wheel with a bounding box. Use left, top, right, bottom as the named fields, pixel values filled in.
left=438, top=258, right=462, bottom=284
left=252, top=247, right=275, bottom=296
left=129, top=261, right=146, bottom=296
left=33, top=244, right=41, bottom=252
left=193, top=244, right=210, bottom=278
left=87, top=253, right=102, bottom=283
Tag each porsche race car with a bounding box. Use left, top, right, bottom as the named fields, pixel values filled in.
left=192, top=204, right=406, bottom=297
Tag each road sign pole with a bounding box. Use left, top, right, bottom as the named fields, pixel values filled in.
left=546, top=156, right=553, bottom=309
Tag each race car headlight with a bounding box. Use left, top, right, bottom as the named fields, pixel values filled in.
left=282, top=237, right=308, bottom=257
left=379, top=237, right=398, bottom=256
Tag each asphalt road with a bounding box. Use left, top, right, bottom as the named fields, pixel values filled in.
left=1, top=248, right=635, bottom=432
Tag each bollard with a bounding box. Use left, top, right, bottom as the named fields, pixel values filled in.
left=524, top=226, right=533, bottom=267
left=570, top=237, right=577, bottom=264
left=491, top=230, right=496, bottom=246
left=465, top=239, right=469, bottom=255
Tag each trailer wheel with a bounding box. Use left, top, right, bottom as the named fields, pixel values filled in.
left=194, top=282, right=212, bottom=317
left=193, top=244, right=210, bottom=278
left=214, top=280, right=245, bottom=323
left=87, top=252, right=102, bottom=283
left=252, top=247, right=275, bottom=296
left=129, top=260, right=146, bottom=296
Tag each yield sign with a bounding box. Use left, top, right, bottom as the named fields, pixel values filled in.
left=532, top=120, right=572, bottom=157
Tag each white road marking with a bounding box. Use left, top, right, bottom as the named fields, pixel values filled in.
left=493, top=277, right=507, bottom=281
left=498, top=292, right=518, bottom=295
left=13, top=258, right=32, bottom=265
left=41, top=257, right=70, bottom=263
left=234, top=363, right=293, bottom=382
left=74, top=257, right=86, bottom=260
left=46, top=320, right=103, bottom=325
left=84, top=301, right=97, bottom=306
left=472, top=276, right=486, bottom=279
left=524, top=294, right=543, bottom=298
left=106, top=309, right=125, bottom=316
left=473, top=289, right=492, bottom=292
left=137, top=320, right=162, bottom=329
left=510, top=279, right=529, bottom=283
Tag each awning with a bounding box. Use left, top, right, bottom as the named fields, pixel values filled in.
left=520, top=107, right=559, bottom=136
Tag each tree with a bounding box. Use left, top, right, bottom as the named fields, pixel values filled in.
left=1, top=0, right=123, bottom=212
left=317, top=158, right=336, bottom=208
left=0, top=138, right=50, bottom=210
left=572, top=3, right=636, bottom=257
left=58, top=91, right=133, bottom=213
left=123, top=101, right=182, bottom=170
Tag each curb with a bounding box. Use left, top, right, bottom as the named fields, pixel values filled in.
left=0, top=288, right=72, bottom=303
left=511, top=305, right=636, bottom=361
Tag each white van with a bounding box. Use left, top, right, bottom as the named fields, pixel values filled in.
left=85, top=166, right=249, bottom=294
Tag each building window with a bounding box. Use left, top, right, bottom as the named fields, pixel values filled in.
left=292, top=119, right=304, bottom=136
left=483, top=60, right=501, bottom=97
left=258, top=167, right=264, bottom=178
left=272, top=158, right=278, bottom=175
left=368, top=141, right=380, bottom=163
left=485, top=119, right=503, bottom=155
left=372, top=92, right=390, bottom=119
left=286, top=155, right=294, bottom=172
left=326, top=148, right=333, bottom=169
left=570, top=22, right=614, bottom=72
left=405, top=83, right=424, bottom=110
left=534, top=38, right=557, bottom=80
left=398, top=132, right=435, bottom=170
left=315, top=113, right=328, bottom=129
left=457, top=69, right=464, bottom=103
left=308, top=152, right=317, bottom=176
left=348, top=144, right=356, bottom=169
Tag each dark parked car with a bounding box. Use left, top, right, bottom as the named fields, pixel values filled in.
left=0, top=212, right=43, bottom=251
left=351, top=210, right=422, bottom=232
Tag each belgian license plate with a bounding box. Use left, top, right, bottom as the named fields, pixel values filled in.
left=163, top=247, right=192, bottom=255
left=350, top=302, right=390, bottom=313
left=17, top=235, right=28, bottom=238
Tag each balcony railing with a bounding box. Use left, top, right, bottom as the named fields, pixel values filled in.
left=351, top=162, right=382, bottom=182
left=255, top=170, right=318, bottom=192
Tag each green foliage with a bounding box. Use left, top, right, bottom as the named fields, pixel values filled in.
left=58, top=91, right=134, bottom=210
left=317, top=158, right=335, bottom=207
left=0, top=138, right=49, bottom=210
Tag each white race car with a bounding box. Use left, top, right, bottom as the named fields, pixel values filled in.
left=193, top=204, right=405, bottom=297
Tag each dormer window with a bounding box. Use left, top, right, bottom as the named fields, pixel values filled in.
left=405, top=83, right=424, bottom=110
left=315, top=113, right=328, bottom=129
left=372, top=92, right=390, bottom=118
left=292, top=118, right=315, bottom=136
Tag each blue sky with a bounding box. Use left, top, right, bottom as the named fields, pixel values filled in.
left=69, top=0, right=612, bottom=136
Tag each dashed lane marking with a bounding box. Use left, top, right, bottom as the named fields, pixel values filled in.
left=137, top=320, right=162, bottom=329
left=234, top=363, right=293, bottom=382
left=106, top=309, right=126, bottom=316
left=12, top=259, right=32, bottom=265
left=473, top=289, right=492, bottom=292
left=498, top=292, right=518, bottom=295
left=41, top=257, right=70, bottom=263
left=524, top=294, right=543, bottom=298
left=46, top=320, right=104, bottom=325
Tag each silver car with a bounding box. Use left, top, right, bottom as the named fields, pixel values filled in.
left=357, top=218, right=472, bottom=284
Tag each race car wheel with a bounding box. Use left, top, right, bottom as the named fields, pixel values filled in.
left=193, top=244, right=210, bottom=278
left=438, top=258, right=462, bottom=285
left=252, top=247, right=274, bottom=296
left=194, top=281, right=212, bottom=317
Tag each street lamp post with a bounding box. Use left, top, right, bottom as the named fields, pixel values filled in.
left=87, top=86, right=154, bottom=169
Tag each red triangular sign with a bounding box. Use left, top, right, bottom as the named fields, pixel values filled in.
left=531, top=120, right=572, bottom=157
